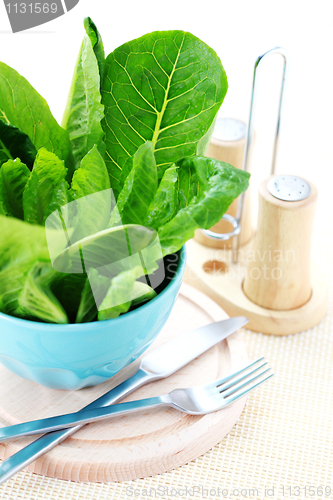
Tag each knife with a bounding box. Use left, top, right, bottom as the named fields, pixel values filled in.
left=0, top=316, right=248, bottom=485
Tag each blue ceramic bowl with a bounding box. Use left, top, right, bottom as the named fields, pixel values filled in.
left=0, top=248, right=186, bottom=390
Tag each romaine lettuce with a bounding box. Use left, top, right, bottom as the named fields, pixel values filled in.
left=0, top=19, right=250, bottom=323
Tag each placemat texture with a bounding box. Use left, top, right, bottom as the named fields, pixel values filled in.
left=0, top=199, right=332, bottom=498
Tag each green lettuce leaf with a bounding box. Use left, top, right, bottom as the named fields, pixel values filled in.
left=70, top=145, right=111, bottom=241
left=0, top=158, right=30, bottom=219
left=102, top=30, right=228, bottom=196
left=131, top=282, right=157, bottom=306
left=76, top=269, right=110, bottom=323
left=0, top=62, right=73, bottom=176
left=0, top=214, right=50, bottom=272
left=44, top=181, right=73, bottom=224
left=157, top=156, right=250, bottom=255
left=55, top=223, right=162, bottom=322
left=0, top=261, right=37, bottom=317
left=98, top=266, right=143, bottom=320
left=52, top=223, right=158, bottom=275
left=77, top=269, right=158, bottom=322
left=23, top=148, right=70, bottom=225
left=0, top=121, right=37, bottom=169
left=62, top=21, right=105, bottom=167
left=84, top=17, right=105, bottom=85
left=145, top=165, right=178, bottom=229
left=17, top=262, right=68, bottom=324
left=116, top=142, right=158, bottom=225
left=0, top=215, right=68, bottom=322
left=50, top=273, right=87, bottom=324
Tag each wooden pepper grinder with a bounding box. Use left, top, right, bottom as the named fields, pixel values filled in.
left=243, top=175, right=317, bottom=310
left=194, top=118, right=253, bottom=249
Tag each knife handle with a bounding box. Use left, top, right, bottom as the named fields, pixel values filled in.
left=0, top=395, right=172, bottom=442
left=0, top=368, right=152, bottom=485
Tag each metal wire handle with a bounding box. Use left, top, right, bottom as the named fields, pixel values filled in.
left=202, top=213, right=241, bottom=241
left=202, top=47, right=289, bottom=263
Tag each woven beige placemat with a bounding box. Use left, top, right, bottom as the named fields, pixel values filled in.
left=0, top=199, right=332, bottom=499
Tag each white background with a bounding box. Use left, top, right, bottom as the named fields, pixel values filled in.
left=0, top=0, right=332, bottom=219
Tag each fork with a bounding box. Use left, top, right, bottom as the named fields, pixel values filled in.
left=0, top=357, right=272, bottom=442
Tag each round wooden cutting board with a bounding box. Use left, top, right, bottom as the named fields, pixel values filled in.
left=0, top=284, right=248, bottom=482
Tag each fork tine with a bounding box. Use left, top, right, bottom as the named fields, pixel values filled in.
left=217, top=360, right=268, bottom=393
left=222, top=372, right=274, bottom=406
left=220, top=367, right=272, bottom=398
left=205, top=357, right=265, bottom=391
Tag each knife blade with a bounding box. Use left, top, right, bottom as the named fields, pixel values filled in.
left=141, top=316, right=248, bottom=377
left=0, top=316, right=248, bottom=485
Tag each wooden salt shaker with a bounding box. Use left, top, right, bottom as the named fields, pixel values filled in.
left=243, top=175, right=317, bottom=310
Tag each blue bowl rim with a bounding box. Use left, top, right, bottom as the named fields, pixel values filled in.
left=0, top=246, right=186, bottom=332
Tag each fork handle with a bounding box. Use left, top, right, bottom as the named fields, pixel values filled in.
left=0, top=368, right=155, bottom=485
left=0, top=395, right=171, bottom=443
